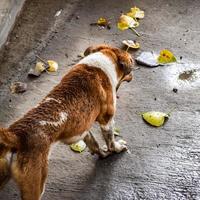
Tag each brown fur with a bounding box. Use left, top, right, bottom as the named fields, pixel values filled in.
left=0, top=44, right=134, bottom=200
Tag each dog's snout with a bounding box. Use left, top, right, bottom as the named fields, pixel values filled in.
left=123, top=73, right=133, bottom=82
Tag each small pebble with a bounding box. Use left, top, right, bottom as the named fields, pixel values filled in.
left=173, top=88, right=178, bottom=93
left=10, top=82, right=27, bottom=94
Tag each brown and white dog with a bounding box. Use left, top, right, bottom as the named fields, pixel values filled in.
left=0, top=44, right=134, bottom=200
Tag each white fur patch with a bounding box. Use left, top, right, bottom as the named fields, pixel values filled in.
left=66, top=131, right=88, bottom=144
left=79, top=52, right=117, bottom=107
left=39, top=112, right=68, bottom=127
left=101, top=119, right=115, bottom=131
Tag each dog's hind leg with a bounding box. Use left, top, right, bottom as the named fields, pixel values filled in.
left=84, top=131, right=111, bottom=158
left=40, top=157, right=48, bottom=198
left=0, top=144, right=11, bottom=189
left=0, top=157, right=10, bottom=189
left=12, top=152, right=48, bottom=200
left=100, top=119, right=127, bottom=153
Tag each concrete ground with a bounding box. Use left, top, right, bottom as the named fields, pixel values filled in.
left=0, top=0, right=25, bottom=48
left=0, top=0, right=200, bottom=199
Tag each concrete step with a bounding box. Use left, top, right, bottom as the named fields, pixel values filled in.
left=0, top=0, right=25, bottom=48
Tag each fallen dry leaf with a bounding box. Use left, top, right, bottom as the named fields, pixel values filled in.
left=118, top=14, right=139, bottom=30
left=97, top=17, right=108, bottom=26
left=47, top=60, right=58, bottom=72
left=117, top=14, right=140, bottom=36
left=127, top=7, right=144, bottom=19
left=35, top=61, right=46, bottom=73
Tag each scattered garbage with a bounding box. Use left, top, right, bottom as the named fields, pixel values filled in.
left=70, top=140, right=86, bottom=153
left=142, top=111, right=170, bottom=127
left=55, top=9, right=62, bottom=17
left=136, top=51, right=160, bottom=67
left=136, top=50, right=177, bottom=67
left=10, top=82, right=27, bottom=94
left=28, top=55, right=58, bottom=77
left=122, top=40, right=140, bottom=51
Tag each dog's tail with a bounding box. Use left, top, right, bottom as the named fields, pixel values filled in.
left=0, top=128, right=18, bottom=148
left=0, top=157, right=10, bottom=189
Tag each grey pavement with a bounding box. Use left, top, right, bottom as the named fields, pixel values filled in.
left=0, top=0, right=200, bottom=199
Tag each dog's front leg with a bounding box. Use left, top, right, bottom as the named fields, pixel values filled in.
left=100, top=119, right=127, bottom=153
left=84, top=131, right=111, bottom=158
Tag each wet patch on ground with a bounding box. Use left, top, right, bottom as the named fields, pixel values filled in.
left=162, top=62, right=200, bottom=91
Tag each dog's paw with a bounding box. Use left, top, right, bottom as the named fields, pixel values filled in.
left=102, top=145, right=108, bottom=152
left=97, top=145, right=113, bottom=158
left=113, top=140, right=128, bottom=153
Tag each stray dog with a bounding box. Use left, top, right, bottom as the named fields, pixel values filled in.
left=0, top=44, right=134, bottom=200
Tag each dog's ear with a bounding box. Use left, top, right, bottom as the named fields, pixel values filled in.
left=114, top=49, right=134, bottom=75
left=84, top=46, right=94, bottom=56
left=118, top=60, right=133, bottom=75
left=84, top=44, right=111, bottom=56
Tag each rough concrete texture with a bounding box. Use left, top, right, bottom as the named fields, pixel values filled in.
left=0, top=0, right=200, bottom=199
left=0, top=0, right=25, bottom=48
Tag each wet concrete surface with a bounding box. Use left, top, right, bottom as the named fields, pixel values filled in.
left=1, top=0, right=200, bottom=199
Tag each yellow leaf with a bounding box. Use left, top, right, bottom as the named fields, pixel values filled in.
left=127, top=7, right=144, bottom=19
left=157, top=49, right=177, bottom=64
left=70, top=140, right=86, bottom=153
left=97, top=17, right=108, bottom=26
left=142, top=111, right=169, bottom=127
left=114, top=127, right=120, bottom=136
left=47, top=60, right=58, bottom=72
left=117, top=14, right=139, bottom=30
left=122, top=40, right=140, bottom=49
left=35, top=62, right=45, bottom=72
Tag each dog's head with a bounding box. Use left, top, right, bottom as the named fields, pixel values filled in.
left=84, top=44, right=134, bottom=90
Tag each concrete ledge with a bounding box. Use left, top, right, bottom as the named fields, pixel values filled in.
left=0, top=0, right=25, bottom=48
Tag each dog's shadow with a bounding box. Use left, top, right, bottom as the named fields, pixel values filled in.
left=73, top=152, right=126, bottom=200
